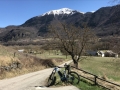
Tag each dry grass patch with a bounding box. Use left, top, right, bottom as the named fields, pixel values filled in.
left=0, top=45, right=65, bottom=79
left=0, top=57, right=64, bottom=79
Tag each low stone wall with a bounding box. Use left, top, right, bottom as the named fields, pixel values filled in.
left=0, top=61, right=21, bottom=73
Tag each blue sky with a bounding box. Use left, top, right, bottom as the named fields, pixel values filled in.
left=0, top=0, right=117, bottom=27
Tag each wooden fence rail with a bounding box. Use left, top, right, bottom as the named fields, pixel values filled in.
left=71, top=66, right=120, bottom=90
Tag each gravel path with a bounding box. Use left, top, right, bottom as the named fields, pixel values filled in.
left=0, top=60, right=79, bottom=90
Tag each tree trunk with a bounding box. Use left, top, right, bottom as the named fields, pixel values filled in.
left=73, top=59, right=78, bottom=68
left=74, top=62, right=78, bottom=68
left=66, top=53, right=67, bottom=59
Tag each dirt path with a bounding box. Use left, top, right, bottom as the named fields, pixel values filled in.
left=0, top=60, right=79, bottom=90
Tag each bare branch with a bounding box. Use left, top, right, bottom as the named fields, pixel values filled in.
left=48, top=20, right=96, bottom=67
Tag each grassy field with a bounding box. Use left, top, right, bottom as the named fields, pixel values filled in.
left=79, top=57, right=120, bottom=82
left=75, top=80, right=106, bottom=90
left=36, top=50, right=71, bottom=60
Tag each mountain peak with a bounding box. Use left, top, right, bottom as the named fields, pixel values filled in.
left=41, top=8, right=83, bottom=16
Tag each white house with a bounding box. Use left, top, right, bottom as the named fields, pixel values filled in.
left=97, top=51, right=105, bottom=57
left=18, top=49, right=24, bottom=53
left=86, top=50, right=118, bottom=58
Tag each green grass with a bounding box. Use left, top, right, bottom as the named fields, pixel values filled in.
left=75, top=80, right=105, bottom=90
left=36, top=50, right=71, bottom=60
left=79, top=57, right=120, bottom=82
left=54, top=73, right=106, bottom=90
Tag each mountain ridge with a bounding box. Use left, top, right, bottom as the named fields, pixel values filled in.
left=41, top=8, right=81, bottom=16
left=0, top=5, right=120, bottom=42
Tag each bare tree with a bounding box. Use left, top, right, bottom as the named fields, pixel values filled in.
left=49, top=21, right=96, bottom=68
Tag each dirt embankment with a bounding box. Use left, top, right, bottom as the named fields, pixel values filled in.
left=0, top=45, right=64, bottom=79
left=0, top=60, right=79, bottom=90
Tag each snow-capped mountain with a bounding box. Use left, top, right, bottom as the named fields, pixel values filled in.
left=41, top=8, right=84, bottom=16
left=1, top=5, right=120, bottom=42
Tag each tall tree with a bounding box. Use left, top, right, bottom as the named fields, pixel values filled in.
left=49, top=21, right=96, bottom=68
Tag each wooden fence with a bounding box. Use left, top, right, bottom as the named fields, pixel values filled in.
left=71, top=66, right=120, bottom=90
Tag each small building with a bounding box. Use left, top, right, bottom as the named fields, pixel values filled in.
left=86, top=50, right=98, bottom=56
left=97, top=50, right=118, bottom=58
left=97, top=51, right=105, bottom=57
left=18, top=49, right=24, bottom=53
left=86, top=50, right=118, bottom=58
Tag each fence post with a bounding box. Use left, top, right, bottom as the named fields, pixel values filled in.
left=14, top=52, right=16, bottom=58
left=94, top=75, right=97, bottom=85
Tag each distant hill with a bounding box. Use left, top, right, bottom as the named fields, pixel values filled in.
left=0, top=5, right=120, bottom=42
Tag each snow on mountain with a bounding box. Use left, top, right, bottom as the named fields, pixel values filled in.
left=91, top=11, right=95, bottom=13
left=41, top=8, right=84, bottom=16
